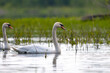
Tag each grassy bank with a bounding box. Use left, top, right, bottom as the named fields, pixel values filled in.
left=0, top=17, right=110, bottom=45
left=0, top=6, right=108, bottom=18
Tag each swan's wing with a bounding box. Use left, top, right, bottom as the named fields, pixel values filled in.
left=0, top=46, right=2, bottom=50
left=12, top=45, right=37, bottom=54
left=34, top=45, right=54, bottom=53
left=12, top=45, right=54, bottom=54
left=0, top=43, right=3, bottom=50
left=0, top=43, right=4, bottom=50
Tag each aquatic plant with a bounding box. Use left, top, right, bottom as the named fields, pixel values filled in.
left=0, top=17, right=110, bottom=45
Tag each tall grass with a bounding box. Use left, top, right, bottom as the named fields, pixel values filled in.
left=0, top=17, right=110, bottom=45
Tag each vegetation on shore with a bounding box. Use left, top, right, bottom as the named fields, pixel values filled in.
left=0, top=0, right=109, bottom=18
left=0, top=17, right=110, bottom=45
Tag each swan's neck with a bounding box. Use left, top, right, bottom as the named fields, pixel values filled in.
left=52, top=26, right=61, bottom=53
left=2, top=26, right=9, bottom=49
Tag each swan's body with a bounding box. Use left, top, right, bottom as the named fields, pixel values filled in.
left=0, top=44, right=2, bottom=50
left=2, top=23, right=13, bottom=50
left=13, top=22, right=65, bottom=54
left=13, top=45, right=55, bottom=54
left=0, top=43, right=3, bottom=50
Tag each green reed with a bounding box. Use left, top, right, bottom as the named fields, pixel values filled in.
left=0, top=17, right=110, bottom=45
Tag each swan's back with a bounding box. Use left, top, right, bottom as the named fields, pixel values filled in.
left=13, top=44, right=55, bottom=54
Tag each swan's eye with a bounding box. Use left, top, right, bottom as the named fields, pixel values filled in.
left=8, top=24, right=11, bottom=26
left=60, top=24, right=64, bottom=26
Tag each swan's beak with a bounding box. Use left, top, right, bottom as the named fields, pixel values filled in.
left=61, top=26, right=66, bottom=30
left=9, top=26, right=13, bottom=29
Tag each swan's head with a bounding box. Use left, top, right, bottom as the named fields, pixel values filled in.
left=3, top=23, right=13, bottom=29
left=54, top=22, right=65, bottom=30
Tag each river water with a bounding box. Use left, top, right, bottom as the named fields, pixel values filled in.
left=0, top=38, right=110, bottom=73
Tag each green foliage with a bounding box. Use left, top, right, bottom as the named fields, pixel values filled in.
left=0, top=0, right=107, bottom=8
left=0, top=0, right=101, bottom=7
left=0, top=0, right=108, bottom=18
left=0, top=17, right=110, bottom=45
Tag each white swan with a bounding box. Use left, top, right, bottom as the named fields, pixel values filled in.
left=2, top=23, right=13, bottom=50
left=0, top=43, right=3, bottom=50
left=13, top=22, right=65, bottom=54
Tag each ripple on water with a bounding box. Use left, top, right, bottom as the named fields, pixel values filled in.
left=0, top=43, right=110, bottom=73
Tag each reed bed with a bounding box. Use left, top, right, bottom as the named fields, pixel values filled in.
left=0, top=17, right=110, bottom=45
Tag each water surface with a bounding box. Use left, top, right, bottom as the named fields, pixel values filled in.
left=0, top=38, right=110, bottom=73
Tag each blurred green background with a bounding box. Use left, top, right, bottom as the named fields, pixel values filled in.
left=0, top=0, right=109, bottom=18
left=0, top=0, right=110, bottom=45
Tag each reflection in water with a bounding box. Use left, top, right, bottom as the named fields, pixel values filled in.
left=2, top=50, right=9, bottom=59
left=0, top=43, right=110, bottom=73
left=53, top=54, right=60, bottom=67
left=75, top=44, right=78, bottom=55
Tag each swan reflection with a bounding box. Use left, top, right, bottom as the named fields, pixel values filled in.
left=53, top=54, right=60, bottom=67
left=3, top=49, right=9, bottom=59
